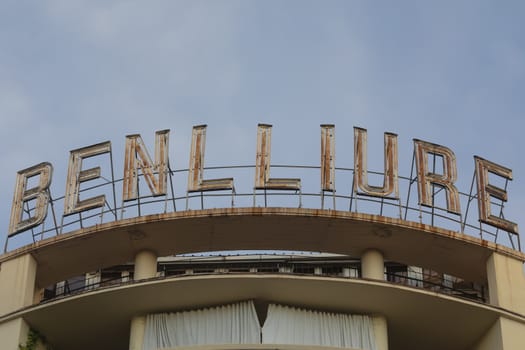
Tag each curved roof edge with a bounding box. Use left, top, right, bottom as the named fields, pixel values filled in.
left=1, top=208, right=523, bottom=286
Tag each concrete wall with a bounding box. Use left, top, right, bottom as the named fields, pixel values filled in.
left=129, top=250, right=158, bottom=350
left=474, top=252, right=525, bottom=350
left=475, top=317, right=525, bottom=350
left=3, top=236, right=525, bottom=350
left=0, top=318, right=29, bottom=350
left=487, top=252, right=525, bottom=315
left=0, top=253, right=37, bottom=315
left=0, top=253, right=37, bottom=350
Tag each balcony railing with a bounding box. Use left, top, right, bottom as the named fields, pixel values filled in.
left=41, top=259, right=487, bottom=304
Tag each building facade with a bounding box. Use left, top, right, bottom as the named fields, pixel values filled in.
left=1, top=124, right=524, bottom=349
left=1, top=207, right=525, bottom=350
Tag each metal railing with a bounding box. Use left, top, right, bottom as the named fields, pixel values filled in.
left=6, top=164, right=520, bottom=252
left=384, top=271, right=486, bottom=302
left=41, top=261, right=487, bottom=304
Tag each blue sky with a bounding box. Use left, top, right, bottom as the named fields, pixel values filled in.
left=1, top=1, right=524, bottom=251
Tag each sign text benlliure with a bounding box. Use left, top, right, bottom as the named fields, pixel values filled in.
left=7, top=124, right=518, bottom=245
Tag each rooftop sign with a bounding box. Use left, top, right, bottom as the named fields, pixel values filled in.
left=4, top=124, right=520, bottom=252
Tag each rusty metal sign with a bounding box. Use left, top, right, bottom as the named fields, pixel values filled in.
left=187, top=125, right=234, bottom=193
left=354, top=127, right=399, bottom=198
left=64, top=142, right=112, bottom=215
left=3, top=124, right=521, bottom=253
left=414, top=139, right=460, bottom=214
left=255, top=124, right=301, bottom=191
left=475, top=156, right=518, bottom=235
left=122, top=130, right=169, bottom=201
left=321, top=124, right=335, bottom=192
left=8, top=162, right=53, bottom=236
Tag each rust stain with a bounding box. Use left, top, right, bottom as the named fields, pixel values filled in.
left=354, top=127, right=399, bottom=198
left=64, top=141, right=111, bottom=215
left=254, top=124, right=300, bottom=191
left=3, top=207, right=524, bottom=265
left=122, top=130, right=169, bottom=201
left=474, top=156, right=518, bottom=235
left=9, top=162, right=53, bottom=236
left=320, top=124, right=335, bottom=192
left=413, top=139, right=460, bottom=214
left=187, top=125, right=234, bottom=194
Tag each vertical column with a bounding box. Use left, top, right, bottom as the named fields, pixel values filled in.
left=372, top=315, right=389, bottom=350
left=474, top=317, right=525, bottom=350
left=361, top=249, right=385, bottom=280
left=0, top=318, right=30, bottom=350
left=361, top=249, right=388, bottom=350
left=134, top=250, right=158, bottom=281
left=129, top=315, right=146, bottom=350
left=129, top=250, right=158, bottom=350
left=0, top=254, right=38, bottom=350
left=486, top=252, right=525, bottom=314
left=477, top=252, right=525, bottom=349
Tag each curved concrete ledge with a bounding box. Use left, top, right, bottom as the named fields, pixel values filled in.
left=3, top=274, right=524, bottom=350
left=1, top=208, right=523, bottom=287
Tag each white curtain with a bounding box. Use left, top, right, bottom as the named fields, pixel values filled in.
left=262, top=304, right=377, bottom=350
left=142, top=301, right=261, bottom=350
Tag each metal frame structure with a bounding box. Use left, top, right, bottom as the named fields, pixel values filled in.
left=186, top=125, right=235, bottom=209
left=253, top=124, right=302, bottom=208
left=3, top=162, right=521, bottom=253
left=320, top=125, right=336, bottom=209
